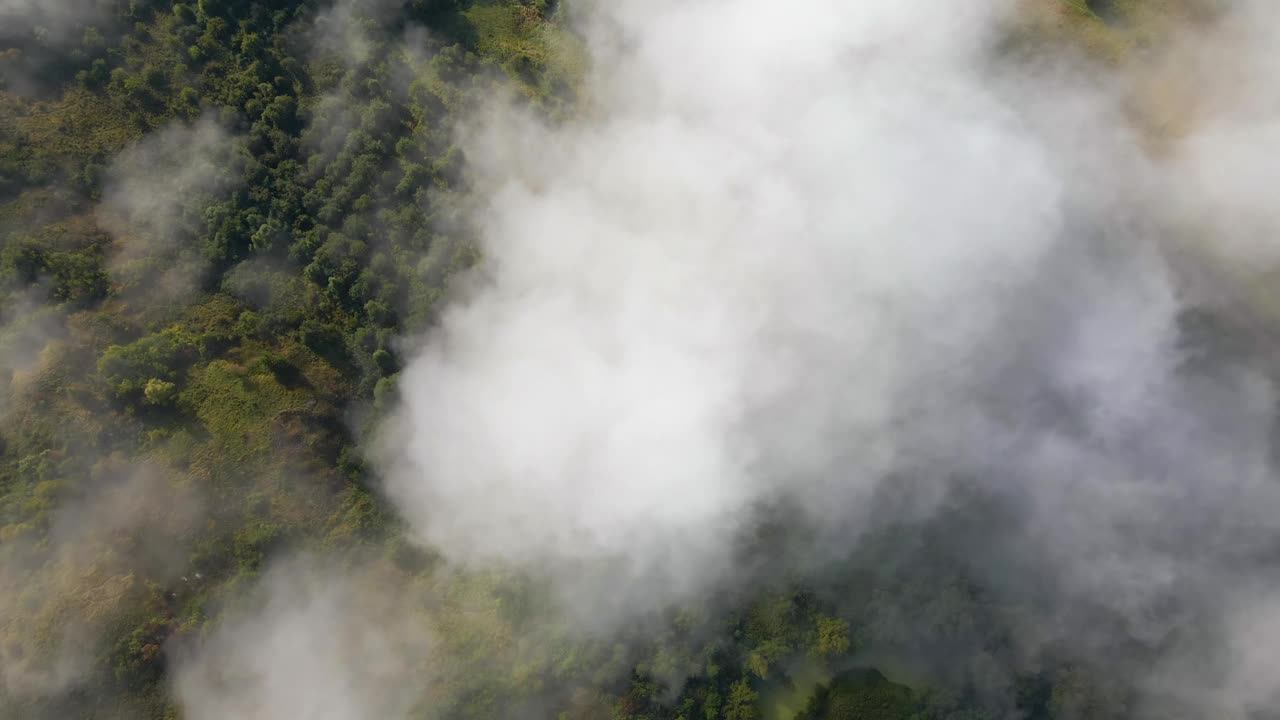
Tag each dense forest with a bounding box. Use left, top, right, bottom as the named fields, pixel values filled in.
left=3, top=0, right=1279, bottom=718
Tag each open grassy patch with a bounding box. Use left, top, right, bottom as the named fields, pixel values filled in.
left=466, top=1, right=586, bottom=101
left=18, top=88, right=139, bottom=160
left=183, top=359, right=313, bottom=462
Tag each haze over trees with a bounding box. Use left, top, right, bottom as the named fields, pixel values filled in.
left=3, top=1, right=1280, bottom=719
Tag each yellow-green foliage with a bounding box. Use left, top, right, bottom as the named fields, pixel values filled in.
left=13, top=88, right=140, bottom=160
left=466, top=2, right=587, bottom=99
left=467, top=4, right=553, bottom=64
left=813, top=616, right=851, bottom=658
left=1012, top=0, right=1202, bottom=65
left=183, top=359, right=312, bottom=461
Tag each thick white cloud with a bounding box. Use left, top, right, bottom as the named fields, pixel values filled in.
left=375, top=0, right=1280, bottom=715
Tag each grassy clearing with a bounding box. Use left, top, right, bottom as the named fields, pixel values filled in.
left=466, top=1, right=587, bottom=102
left=17, top=88, right=139, bottom=160
left=184, top=359, right=314, bottom=462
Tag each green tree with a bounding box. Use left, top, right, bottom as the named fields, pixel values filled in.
left=813, top=617, right=851, bottom=659
left=724, top=679, right=759, bottom=720
left=142, top=378, right=177, bottom=406
left=99, top=328, right=198, bottom=400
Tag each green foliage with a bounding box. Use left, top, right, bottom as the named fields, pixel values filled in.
left=233, top=519, right=284, bottom=570
left=183, top=358, right=311, bottom=460
left=98, top=327, right=199, bottom=401
left=813, top=617, right=851, bottom=659
left=795, top=669, right=918, bottom=720
left=725, top=678, right=761, bottom=720
left=142, top=377, right=177, bottom=406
